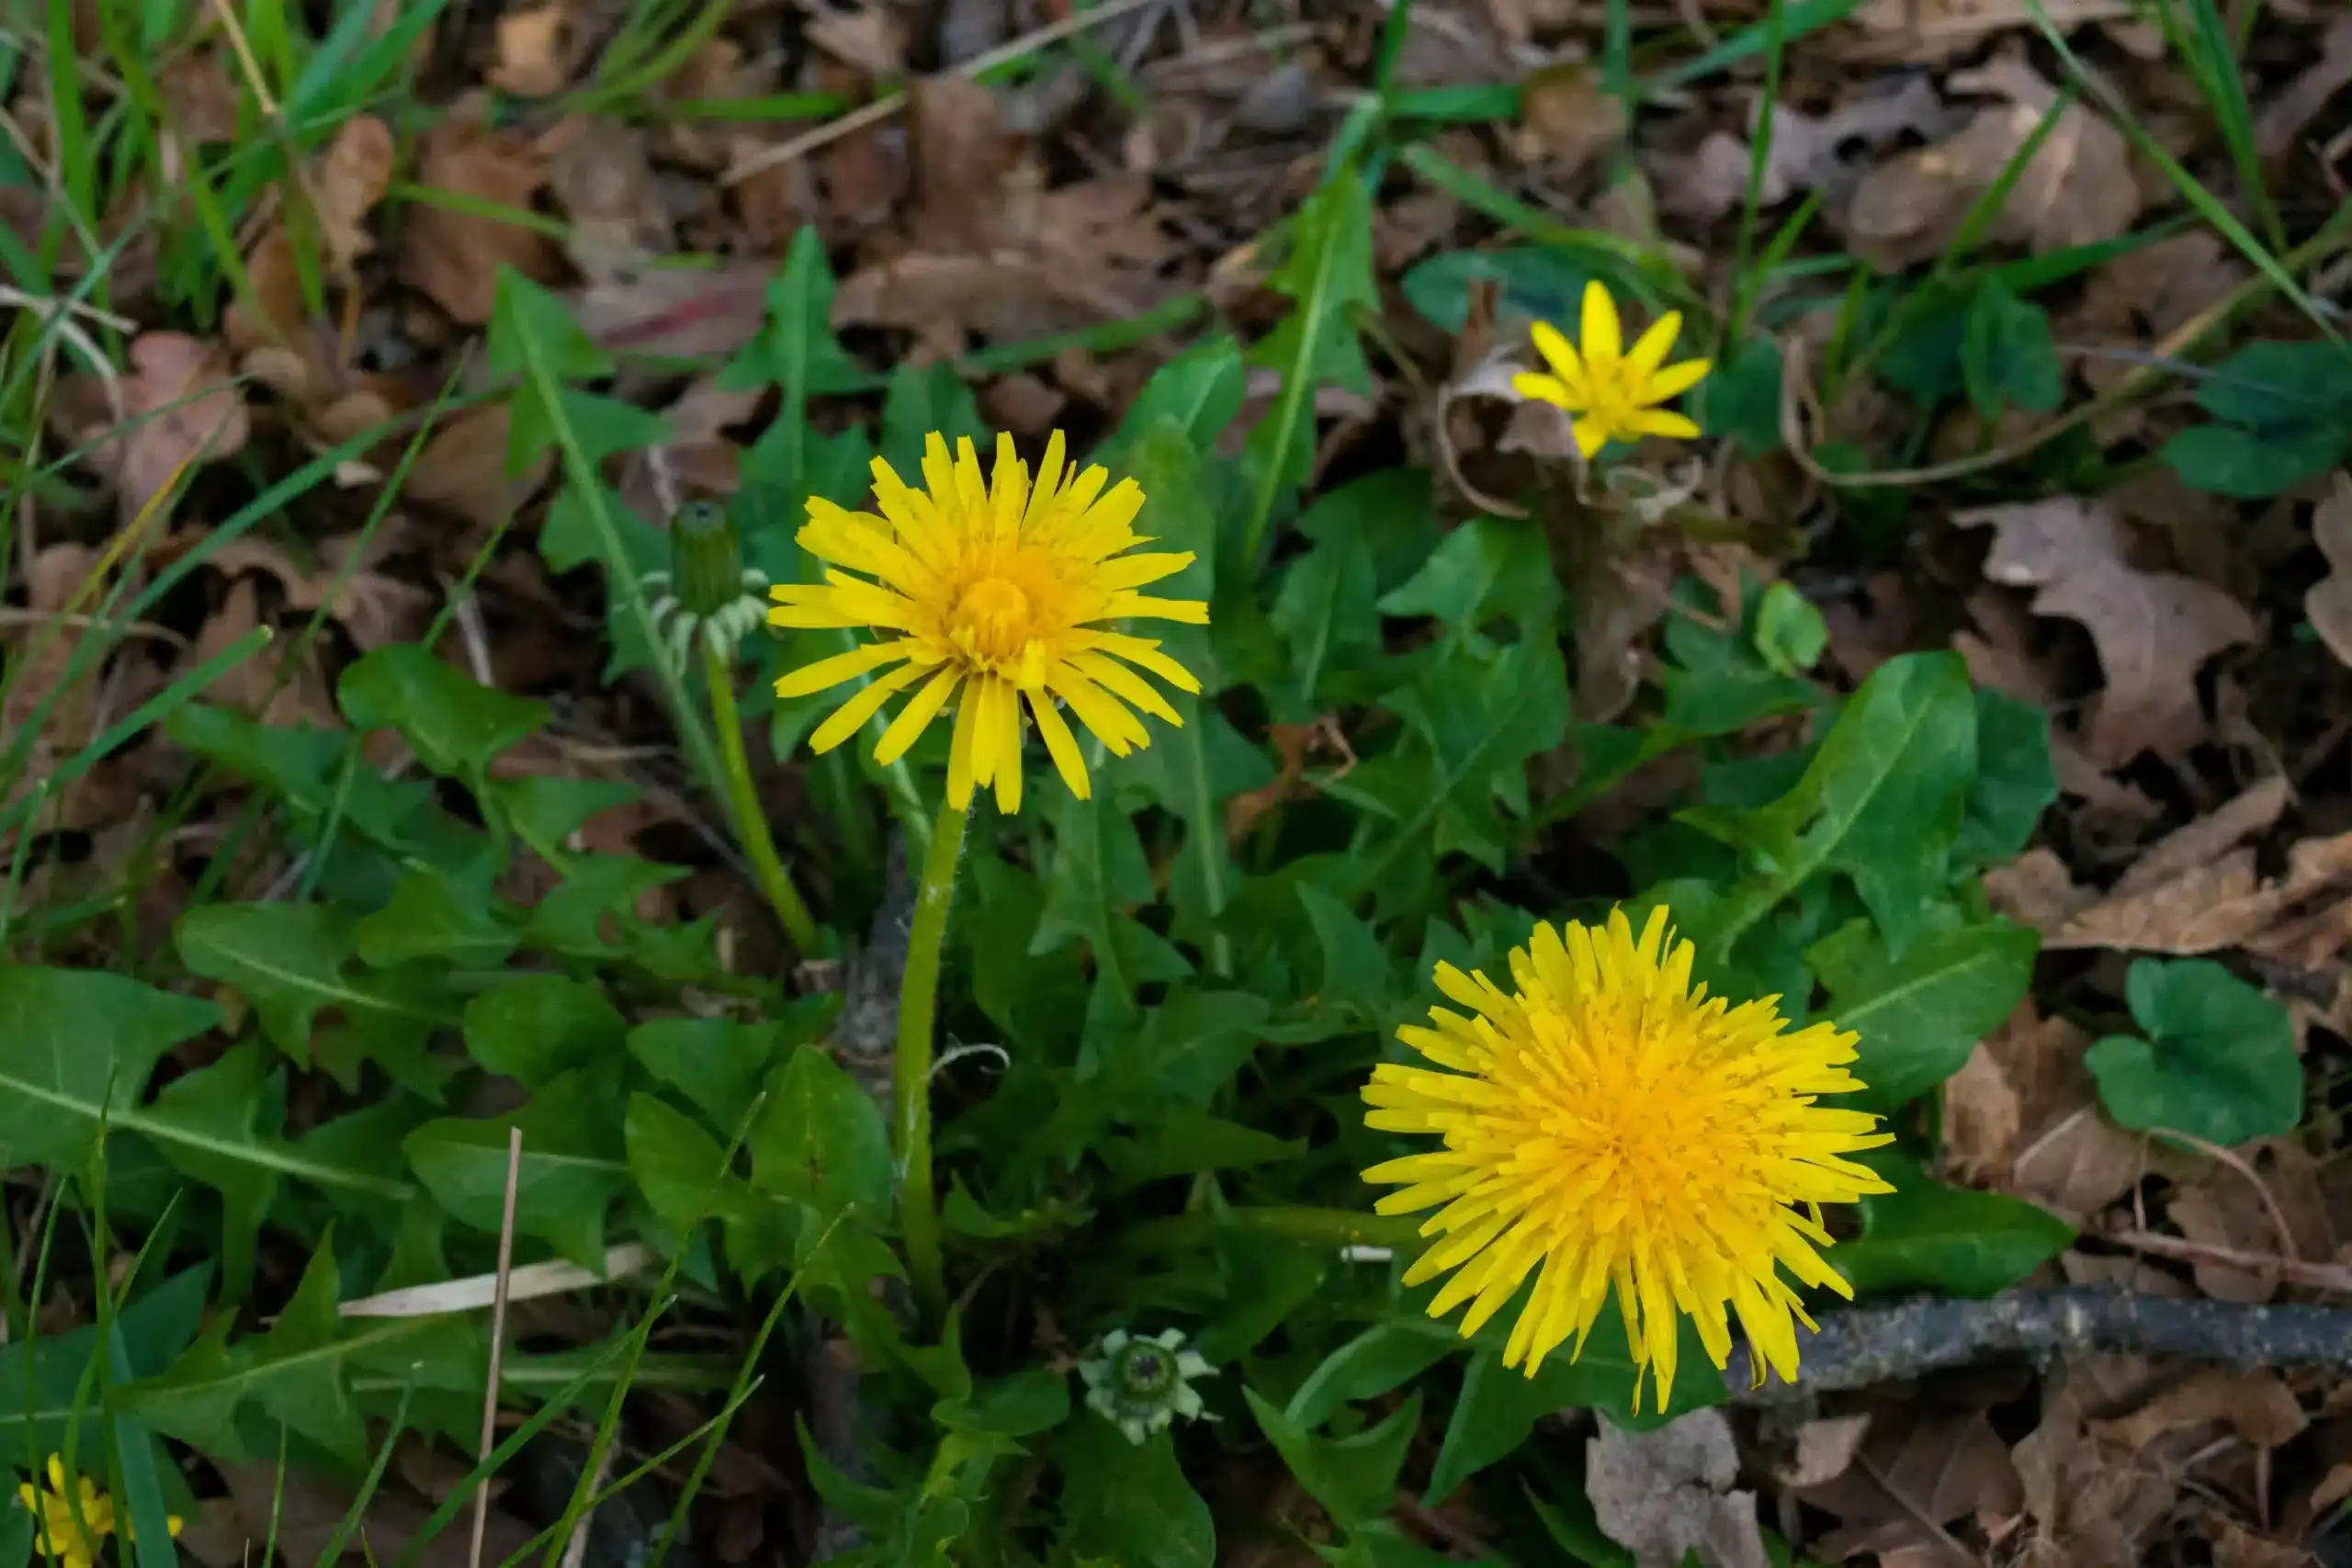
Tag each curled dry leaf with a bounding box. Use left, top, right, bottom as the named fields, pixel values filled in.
left=317, top=114, right=396, bottom=281
left=2011, top=1383, right=2180, bottom=1568
left=2093, top=1369, right=2309, bottom=1450
left=1841, top=53, right=2138, bottom=270
left=1955, top=497, right=2256, bottom=767
left=543, top=116, right=674, bottom=282
left=153, top=525, right=432, bottom=651
left=2304, top=475, right=2352, bottom=671
left=406, top=404, right=550, bottom=531
left=567, top=260, right=771, bottom=361
left=489, top=5, right=570, bottom=97
left=2257, top=16, right=2352, bottom=158
left=399, top=114, right=564, bottom=325
left=81, top=332, right=253, bottom=525
left=1511, top=62, right=1624, bottom=181
left=614, top=378, right=760, bottom=520
left=1586, top=1409, right=1769, bottom=1568
left=1796, top=1408, right=2023, bottom=1564
left=1668, top=78, right=1951, bottom=224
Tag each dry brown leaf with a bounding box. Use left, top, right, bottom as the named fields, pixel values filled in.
left=544, top=115, right=673, bottom=280
left=4, top=545, right=102, bottom=750
left=399, top=114, right=564, bottom=324
left=1668, top=79, right=1951, bottom=224
left=1842, top=53, right=2138, bottom=270
left=614, top=378, right=760, bottom=521
left=1943, top=1042, right=2023, bottom=1183
left=2207, top=1519, right=2315, bottom=1568
left=2071, top=231, right=2244, bottom=402
left=1511, top=62, right=1624, bottom=181
left=406, top=404, right=550, bottom=531
left=2257, top=16, right=2352, bottom=158
left=1799, top=1407, right=2022, bottom=1563
left=2011, top=1382, right=2177, bottom=1568
left=157, top=526, right=431, bottom=651
left=1773, top=1414, right=1874, bottom=1490
left=1586, top=1409, right=1769, bottom=1568
left=806, top=5, right=907, bottom=75
left=315, top=114, right=396, bottom=282
left=82, top=332, right=253, bottom=525
left=2305, top=475, right=2352, bottom=671
left=189, top=1462, right=532, bottom=1568
left=1954, top=497, right=2256, bottom=766
left=2094, top=1368, right=2309, bottom=1450
left=490, top=5, right=570, bottom=96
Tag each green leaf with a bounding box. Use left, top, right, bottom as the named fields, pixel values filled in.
left=749, top=1045, right=893, bottom=1224
left=354, top=866, right=515, bottom=967
left=1375, top=515, right=1558, bottom=638
left=0, top=968, right=218, bottom=1168
left=337, top=644, right=549, bottom=784
left=142, top=1043, right=283, bottom=1303
left=1270, top=525, right=1379, bottom=720
left=1656, top=576, right=1819, bottom=737
left=720, top=226, right=868, bottom=402
left=1808, top=917, right=2039, bottom=1111
left=0, top=1268, right=207, bottom=1457
left=2086, top=957, right=2302, bottom=1146
left=1105, top=336, right=1249, bottom=454
left=1696, top=336, right=1783, bottom=456
left=1284, top=1322, right=1455, bottom=1430
left=1834, top=1159, right=2074, bottom=1297
left=1687, top=651, right=1976, bottom=960
left=1034, top=792, right=1192, bottom=1010
left=628, top=1015, right=805, bottom=1128
left=1298, top=883, right=1393, bottom=1021
left=484, top=775, right=637, bottom=861
left=624, top=1093, right=787, bottom=1272
left=878, top=362, right=987, bottom=478
left=1962, top=278, right=2062, bottom=417
left=119, top=1233, right=447, bottom=1464
left=1336, top=637, right=1571, bottom=909
left=2191, top=340, right=2352, bottom=428
left=1057, top=1427, right=1215, bottom=1568
left=1956, top=689, right=2055, bottom=867
left=1425, top=1350, right=1577, bottom=1506
left=1751, top=581, right=1826, bottom=676
left=938, top=1367, right=1069, bottom=1439
left=1084, top=989, right=1272, bottom=1113
left=1244, top=1388, right=1421, bottom=1529
left=1097, top=1109, right=1305, bottom=1188
left=1246, top=169, right=1377, bottom=540
left=2161, top=422, right=2347, bottom=498
left=404, top=1070, right=630, bottom=1268
left=1399, top=247, right=1656, bottom=337
left=462, top=974, right=627, bottom=1087
left=175, top=903, right=453, bottom=1083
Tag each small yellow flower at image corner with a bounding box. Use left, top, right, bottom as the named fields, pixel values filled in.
left=18, top=1455, right=183, bottom=1568
left=768, top=430, right=1209, bottom=817
left=1512, top=279, right=1713, bottom=459
left=1359, top=905, right=1896, bottom=1413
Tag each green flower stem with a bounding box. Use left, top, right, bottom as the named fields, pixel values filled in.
left=701, top=643, right=820, bottom=956
left=897, top=796, right=970, bottom=1319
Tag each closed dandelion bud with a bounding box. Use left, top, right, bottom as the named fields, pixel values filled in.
left=672, top=499, right=745, bottom=621
left=1078, top=1327, right=1216, bottom=1446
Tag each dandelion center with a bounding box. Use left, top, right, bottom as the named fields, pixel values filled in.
left=949, top=574, right=1042, bottom=670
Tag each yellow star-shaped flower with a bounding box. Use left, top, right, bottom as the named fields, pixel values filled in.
left=1512, top=281, right=1712, bottom=458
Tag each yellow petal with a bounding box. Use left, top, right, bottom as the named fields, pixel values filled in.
left=807, top=661, right=928, bottom=754
left=986, top=680, right=1025, bottom=815
left=1529, top=320, right=1587, bottom=396
left=872, top=666, right=963, bottom=765
left=945, top=682, right=981, bottom=808
left=1629, top=409, right=1702, bottom=441
left=1640, top=356, right=1712, bottom=402
left=1029, top=691, right=1091, bottom=800
left=1510, top=371, right=1580, bottom=411
left=1102, top=592, right=1209, bottom=625
left=1578, top=280, right=1621, bottom=369
left=1570, top=414, right=1612, bottom=457
left=1623, top=310, right=1684, bottom=382
left=773, top=639, right=911, bottom=699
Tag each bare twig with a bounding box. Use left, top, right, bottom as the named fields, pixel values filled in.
left=1729, top=1288, right=2352, bottom=1404
left=469, top=1128, right=525, bottom=1568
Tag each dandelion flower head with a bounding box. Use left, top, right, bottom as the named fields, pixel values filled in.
left=18, top=1456, right=182, bottom=1568
left=1512, top=281, right=1711, bottom=458
left=770, top=432, right=1207, bottom=815
left=1361, top=907, right=1894, bottom=1411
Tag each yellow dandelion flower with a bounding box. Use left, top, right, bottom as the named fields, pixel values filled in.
left=1361, top=907, right=1894, bottom=1411
left=770, top=431, right=1208, bottom=815
left=17, top=1456, right=182, bottom=1568
left=1512, top=281, right=1712, bottom=458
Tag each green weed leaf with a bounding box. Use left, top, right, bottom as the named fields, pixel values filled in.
left=2086, top=958, right=2301, bottom=1146
left=1834, top=1159, right=2074, bottom=1297
left=1809, top=916, right=2038, bottom=1111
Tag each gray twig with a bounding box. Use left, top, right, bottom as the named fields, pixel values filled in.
left=1727, top=1289, right=2352, bottom=1405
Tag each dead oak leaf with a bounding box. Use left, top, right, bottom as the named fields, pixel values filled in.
left=489, top=5, right=570, bottom=97
left=1798, top=1408, right=2023, bottom=1563
left=2304, top=474, right=2352, bottom=671
left=399, top=116, right=565, bottom=325
left=86, top=332, right=252, bottom=525
left=318, top=114, right=395, bottom=281
left=1954, top=496, right=2256, bottom=766
left=1587, top=1409, right=1769, bottom=1568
